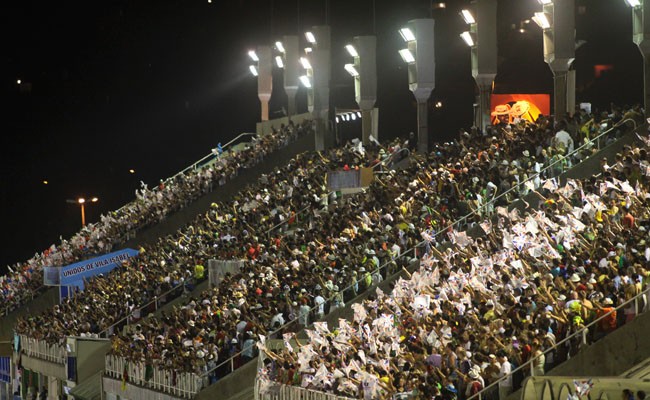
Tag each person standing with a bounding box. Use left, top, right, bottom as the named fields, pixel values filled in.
left=497, top=351, right=513, bottom=400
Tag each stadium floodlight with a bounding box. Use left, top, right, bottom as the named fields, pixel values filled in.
left=345, top=44, right=358, bottom=57
left=335, top=116, right=339, bottom=123
left=300, top=57, right=312, bottom=70
left=538, top=0, right=552, bottom=4
left=351, top=113, right=357, bottom=120
left=304, top=47, right=312, bottom=53
left=248, top=50, right=259, bottom=61
left=299, top=75, right=312, bottom=88
left=345, top=114, right=351, bottom=121
left=249, top=65, right=259, bottom=76
left=461, top=9, right=476, bottom=25
left=398, top=48, right=415, bottom=63
left=305, top=31, right=316, bottom=44
left=460, top=31, right=475, bottom=47
left=532, top=12, right=551, bottom=29
left=344, top=63, right=359, bottom=77
left=357, top=111, right=362, bottom=118
left=624, top=0, right=641, bottom=7
left=399, top=27, right=416, bottom=42
left=275, top=56, right=284, bottom=68
left=275, top=41, right=285, bottom=53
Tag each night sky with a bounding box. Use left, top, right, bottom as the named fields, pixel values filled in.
left=1, top=0, right=643, bottom=272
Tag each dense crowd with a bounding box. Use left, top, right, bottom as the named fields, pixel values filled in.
left=256, top=124, right=650, bottom=398
left=13, top=104, right=646, bottom=398
left=2, top=121, right=310, bottom=317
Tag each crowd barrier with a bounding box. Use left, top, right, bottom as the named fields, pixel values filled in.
left=18, top=335, right=65, bottom=365
left=105, top=354, right=203, bottom=399
left=255, top=378, right=356, bottom=400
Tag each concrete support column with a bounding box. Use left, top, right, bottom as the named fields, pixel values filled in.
left=416, top=99, right=429, bottom=154
left=475, top=74, right=495, bottom=131
left=361, top=108, right=373, bottom=145
left=552, top=68, right=568, bottom=120
left=47, top=376, right=59, bottom=400
left=286, top=87, right=297, bottom=118
left=644, top=54, right=650, bottom=114
left=259, top=94, right=270, bottom=122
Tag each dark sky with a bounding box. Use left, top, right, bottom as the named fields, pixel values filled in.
left=1, top=0, right=642, bottom=271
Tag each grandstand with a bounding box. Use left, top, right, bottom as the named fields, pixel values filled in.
left=5, top=8, right=650, bottom=400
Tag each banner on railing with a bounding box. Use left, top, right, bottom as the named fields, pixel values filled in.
left=327, top=168, right=373, bottom=191
left=208, top=260, right=245, bottom=288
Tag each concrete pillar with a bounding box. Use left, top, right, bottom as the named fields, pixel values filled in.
left=361, top=109, right=373, bottom=145
left=475, top=74, right=495, bottom=131
left=286, top=87, right=297, bottom=118
left=567, top=69, right=576, bottom=116
left=416, top=99, right=429, bottom=154
left=552, top=67, right=568, bottom=120
left=257, top=46, right=273, bottom=122
left=47, top=376, right=59, bottom=400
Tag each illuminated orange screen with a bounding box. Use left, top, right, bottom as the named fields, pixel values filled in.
left=490, top=94, right=550, bottom=124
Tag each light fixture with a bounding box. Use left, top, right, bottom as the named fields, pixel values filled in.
left=305, top=31, right=316, bottom=44
left=399, top=28, right=416, bottom=42
left=351, top=113, right=357, bottom=120
left=43, top=180, right=48, bottom=184
left=300, top=57, right=312, bottom=70
left=129, top=169, right=135, bottom=174
left=304, top=47, right=313, bottom=53
left=625, top=0, right=641, bottom=6
left=532, top=12, right=551, bottom=29
left=519, top=28, right=526, bottom=33
left=91, top=197, right=99, bottom=203
left=357, top=111, right=362, bottom=118
left=17, top=79, right=21, bottom=85
left=460, top=31, right=475, bottom=47
left=538, top=0, right=552, bottom=4
left=398, top=48, right=415, bottom=63
left=435, top=101, right=443, bottom=108
left=344, top=64, right=359, bottom=77
left=336, top=116, right=340, bottom=123
left=461, top=9, right=476, bottom=25
left=78, top=198, right=86, bottom=204
left=249, top=65, right=259, bottom=76
left=248, top=50, right=259, bottom=62
left=345, top=114, right=351, bottom=121
left=275, top=56, right=284, bottom=68
left=345, top=44, right=358, bottom=57
left=299, top=75, right=312, bottom=88
left=435, top=2, right=446, bottom=9
left=275, top=41, right=285, bottom=53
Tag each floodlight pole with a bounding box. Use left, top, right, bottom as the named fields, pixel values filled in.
left=352, top=36, right=377, bottom=145
left=630, top=0, right=650, bottom=114
left=471, top=0, right=497, bottom=132
left=309, top=25, right=332, bottom=151
left=541, top=0, right=575, bottom=119
left=282, top=35, right=300, bottom=118
left=405, top=19, right=435, bottom=154
left=257, top=46, right=273, bottom=121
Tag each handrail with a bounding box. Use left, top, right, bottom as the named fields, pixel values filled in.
left=201, top=118, right=641, bottom=382
left=467, top=286, right=649, bottom=400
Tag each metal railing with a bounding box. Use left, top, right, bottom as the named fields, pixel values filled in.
left=204, top=118, right=641, bottom=388
left=467, top=287, right=650, bottom=400
left=105, top=354, right=203, bottom=399
left=18, top=335, right=66, bottom=365
left=255, top=378, right=356, bottom=400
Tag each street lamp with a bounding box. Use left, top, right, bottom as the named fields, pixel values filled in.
left=343, top=36, right=377, bottom=145
left=624, top=0, right=650, bottom=114
left=459, top=0, right=497, bottom=132
left=67, top=197, right=98, bottom=227
left=248, top=46, right=273, bottom=121
left=398, top=19, right=435, bottom=154
left=532, top=0, right=576, bottom=118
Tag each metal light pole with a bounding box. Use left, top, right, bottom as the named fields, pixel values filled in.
left=303, top=26, right=332, bottom=151
left=344, top=36, right=377, bottom=145
left=276, top=36, right=300, bottom=118
left=399, top=19, right=435, bottom=154
left=460, top=1, right=497, bottom=132
left=248, top=47, right=273, bottom=121
left=625, top=0, right=650, bottom=114
left=533, top=0, right=575, bottom=119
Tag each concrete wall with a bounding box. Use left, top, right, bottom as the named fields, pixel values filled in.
left=75, top=339, right=111, bottom=383
left=103, top=376, right=184, bottom=400
left=195, top=359, right=257, bottom=400
left=0, top=288, right=59, bottom=346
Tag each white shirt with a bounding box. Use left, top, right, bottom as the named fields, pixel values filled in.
left=314, top=295, right=326, bottom=316
left=498, top=359, right=513, bottom=387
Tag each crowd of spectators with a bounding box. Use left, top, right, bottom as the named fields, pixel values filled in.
left=3, top=121, right=310, bottom=317
left=256, top=117, right=650, bottom=399
left=13, top=104, right=647, bottom=398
